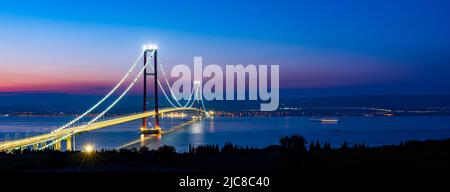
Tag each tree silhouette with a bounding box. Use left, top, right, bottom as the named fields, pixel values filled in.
left=279, top=135, right=306, bottom=152
left=341, top=141, right=348, bottom=150
left=323, top=141, right=332, bottom=151
left=309, top=142, right=315, bottom=152
left=315, top=140, right=322, bottom=151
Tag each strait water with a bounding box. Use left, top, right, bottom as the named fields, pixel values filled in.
left=1, top=116, right=450, bottom=151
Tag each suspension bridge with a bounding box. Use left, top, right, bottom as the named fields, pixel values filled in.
left=0, top=45, right=211, bottom=152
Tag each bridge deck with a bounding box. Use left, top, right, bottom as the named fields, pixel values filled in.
left=0, top=108, right=204, bottom=151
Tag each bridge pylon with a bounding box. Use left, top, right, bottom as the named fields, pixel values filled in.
left=66, top=136, right=72, bottom=151
left=141, top=45, right=161, bottom=135
left=54, top=140, right=61, bottom=151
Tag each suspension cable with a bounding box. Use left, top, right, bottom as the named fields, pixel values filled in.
left=145, top=55, right=183, bottom=108
left=40, top=50, right=154, bottom=150
left=158, top=60, right=200, bottom=108
left=51, top=51, right=145, bottom=133
left=150, top=58, right=198, bottom=108
left=40, top=50, right=209, bottom=150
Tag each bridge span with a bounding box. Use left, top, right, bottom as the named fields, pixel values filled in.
left=0, top=107, right=206, bottom=152
left=1, top=46, right=211, bottom=152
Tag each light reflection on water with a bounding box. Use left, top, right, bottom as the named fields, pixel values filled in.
left=1, top=116, right=450, bottom=152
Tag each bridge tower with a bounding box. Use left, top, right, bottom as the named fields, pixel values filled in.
left=141, top=46, right=161, bottom=134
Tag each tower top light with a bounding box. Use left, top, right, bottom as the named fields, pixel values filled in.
left=142, top=44, right=158, bottom=50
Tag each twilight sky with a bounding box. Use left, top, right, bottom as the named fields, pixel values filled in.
left=1, top=0, right=450, bottom=96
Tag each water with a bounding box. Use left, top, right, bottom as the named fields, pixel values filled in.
left=1, top=116, right=450, bottom=151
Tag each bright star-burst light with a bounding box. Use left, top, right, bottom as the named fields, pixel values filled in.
left=83, top=144, right=94, bottom=153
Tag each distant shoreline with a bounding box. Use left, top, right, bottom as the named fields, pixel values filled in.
left=2, top=94, right=450, bottom=115
left=2, top=112, right=450, bottom=118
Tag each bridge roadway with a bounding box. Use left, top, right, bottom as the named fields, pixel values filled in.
left=0, top=107, right=205, bottom=151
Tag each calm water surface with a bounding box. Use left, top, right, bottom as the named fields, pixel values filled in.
left=1, top=116, right=450, bottom=151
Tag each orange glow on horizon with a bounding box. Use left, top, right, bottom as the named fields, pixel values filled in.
left=0, top=81, right=116, bottom=94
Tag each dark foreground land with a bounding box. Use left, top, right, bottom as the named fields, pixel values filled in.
left=1, top=135, right=450, bottom=172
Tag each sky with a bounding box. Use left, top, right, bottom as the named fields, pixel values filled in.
left=1, top=0, right=450, bottom=96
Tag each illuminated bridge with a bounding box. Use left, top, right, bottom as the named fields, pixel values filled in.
left=0, top=45, right=211, bottom=152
